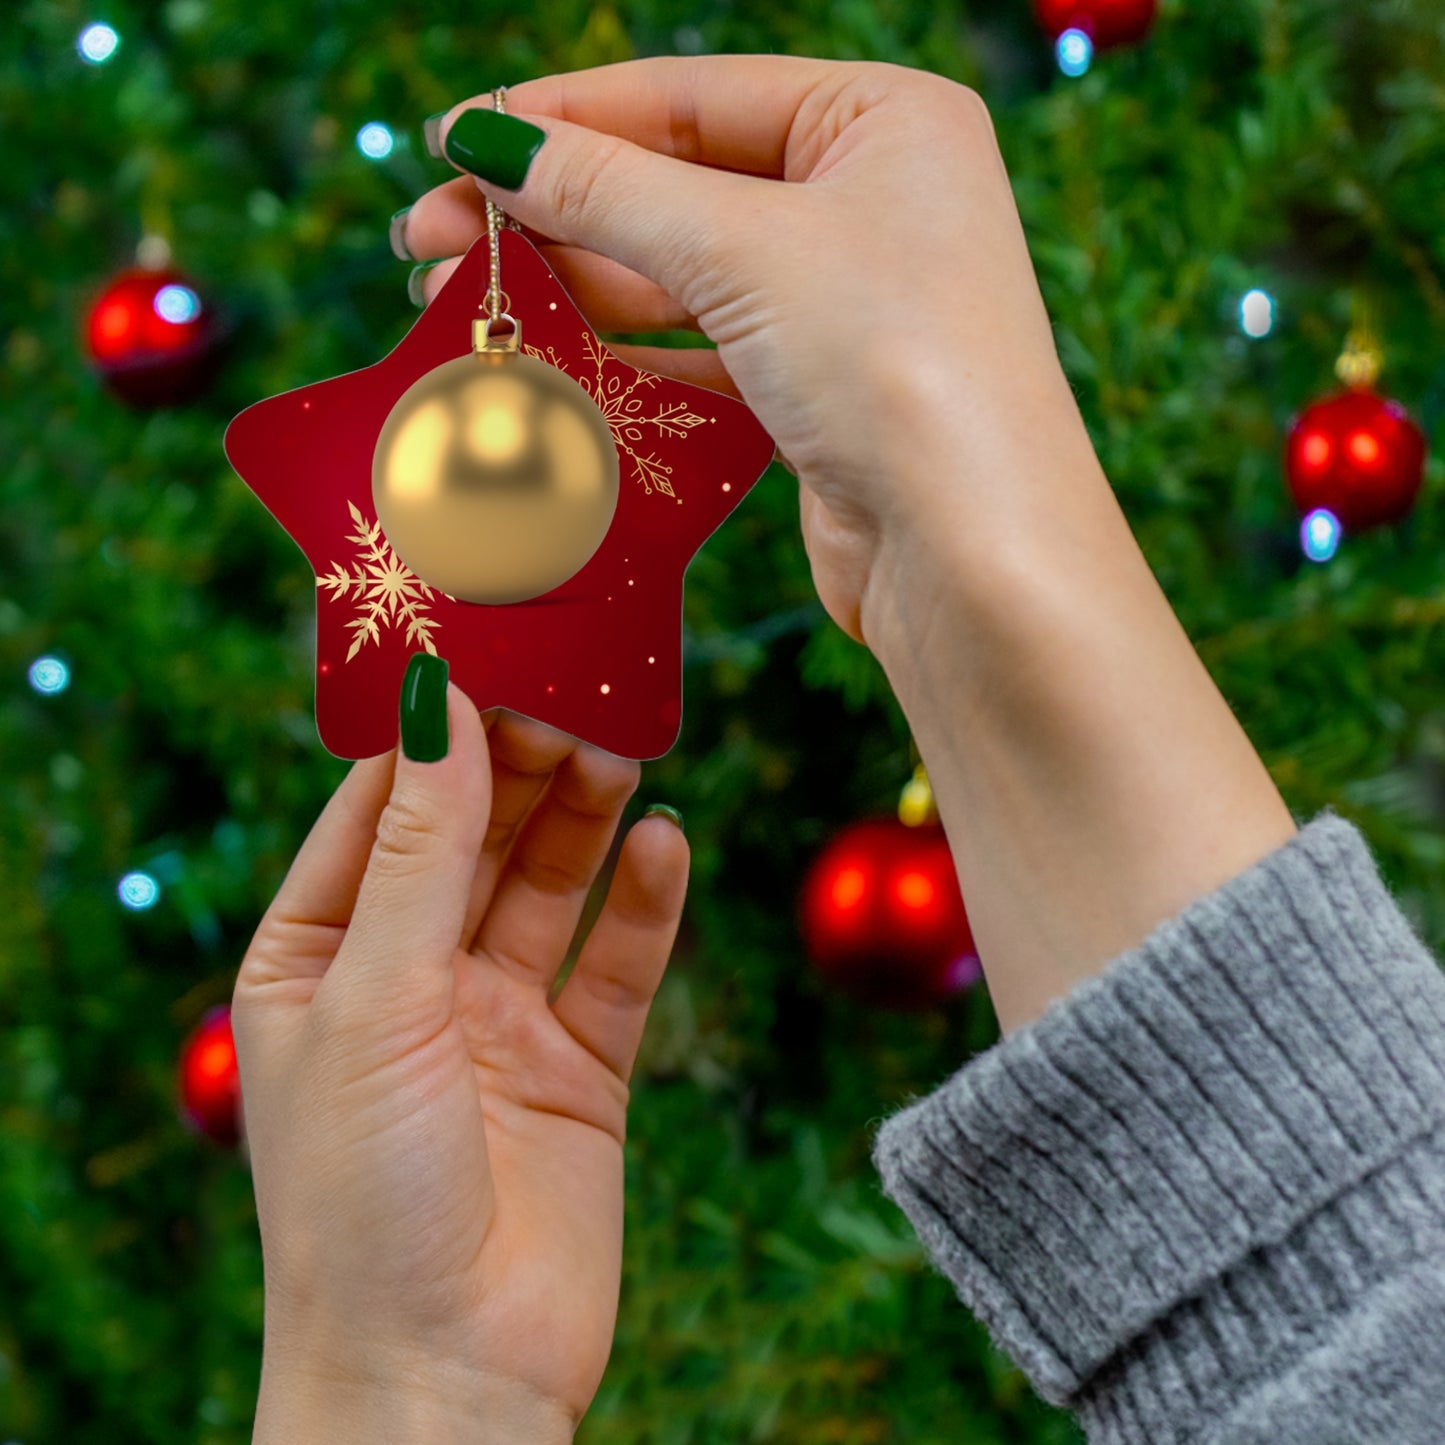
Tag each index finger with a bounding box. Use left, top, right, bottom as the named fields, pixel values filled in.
left=446, top=54, right=847, bottom=181
left=237, top=750, right=396, bottom=991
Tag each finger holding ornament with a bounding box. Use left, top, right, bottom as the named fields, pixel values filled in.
left=406, top=251, right=740, bottom=396
left=400, top=176, right=700, bottom=334
left=407, top=240, right=700, bottom=338
left=469, top=740, right=642, bottom=986
left=433, top=97, right=769, bottom=324
left=436, top=54, right=847, bottom=180
left=549, top=807, right=690, bottom=1086
left=458, top=709, right=628, bottom=951
left=406, top=254, right=461, bottom=307
left=396, top=171, right=559, bottom=254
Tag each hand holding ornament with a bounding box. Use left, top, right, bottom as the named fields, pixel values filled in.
left=401, top=55, right=1090, bottom=649
left=236, top=666, right=688, bottom=1444
left=405, top=56, right=1296, bottom=1040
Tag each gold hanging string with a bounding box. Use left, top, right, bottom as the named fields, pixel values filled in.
left=484, top=86, right=512, bottom=326
left=137, top=165, right=175, bottom=269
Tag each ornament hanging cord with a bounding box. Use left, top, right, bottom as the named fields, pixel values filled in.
left=484, top=86, right=513, bottom=331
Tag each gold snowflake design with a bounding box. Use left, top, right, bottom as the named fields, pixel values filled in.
left=522, top=331, right=709, bottom=497
left=317, top=501, right=442, bottom=661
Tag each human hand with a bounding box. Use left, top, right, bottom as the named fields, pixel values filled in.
left=232, top=666, right=688, bottom=1442
left=399, top=56, right=1098, bottom=648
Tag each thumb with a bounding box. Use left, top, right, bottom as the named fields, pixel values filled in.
left=439, top=104, right=766, bottom=320
left=328, top=656, right=490, bottom=1021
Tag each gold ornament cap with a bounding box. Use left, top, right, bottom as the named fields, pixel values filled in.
left=1335, top=329, right=1383, bottom=390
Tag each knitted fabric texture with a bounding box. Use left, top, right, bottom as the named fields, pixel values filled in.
left=870, top=812, right=1445, bottom=1443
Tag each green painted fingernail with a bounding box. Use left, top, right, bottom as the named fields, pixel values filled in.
left=388, top=206, right=413, bottom=262
left=423, top=112, right=446, bottom=159
left=443, top=107, right=546, bottom=191
left=407, top=259, right=442, bottom=308
left=645, top=803, right=684, bottom=834
left=400, top=652, right=449, bottom=762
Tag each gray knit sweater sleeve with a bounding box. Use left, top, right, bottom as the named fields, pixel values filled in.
left=870, top=812, right=1445, bottom=1443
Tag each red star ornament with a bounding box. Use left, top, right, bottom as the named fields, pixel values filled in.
left=225, top=229, right=775, bottom=760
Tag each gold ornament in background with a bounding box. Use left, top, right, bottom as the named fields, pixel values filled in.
left=373, top=314, right=620, bottom=605
left=898, top=763, right=938, bottom=827
left=1334, top=328, right=1383, bottom=391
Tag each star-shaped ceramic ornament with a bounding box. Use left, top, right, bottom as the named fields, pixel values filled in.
left=225, top=228, right=776, bottom=760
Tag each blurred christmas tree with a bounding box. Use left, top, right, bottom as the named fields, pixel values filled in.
left=2, top=0, right=1443, bottom=1441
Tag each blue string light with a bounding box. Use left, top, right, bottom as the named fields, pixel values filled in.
left=1301, top=508, right=1342, bottom=563
left=154, top=284, right=201, bottom=324
left=1240, top=289, right=1275, bottom=338
left=118, top=872, right=161, bottom=911
left=28, top=657, right=70, bottom=695
left=1057, top=29, right=1093, bottom=77
left=356, top=122, right=395, bottom=160
left=78, top=23, right=120, bottom=64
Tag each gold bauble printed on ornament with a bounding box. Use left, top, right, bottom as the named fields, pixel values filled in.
left=372, top=317, right=619, bottom=605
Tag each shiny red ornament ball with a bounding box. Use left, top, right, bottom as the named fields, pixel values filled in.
left=178, top=1005, right=242, bottom=1148
left=1285, top=388, right=1428, bottom=533
left=84, top=267, right=221, bottom=407
left=799, top=818, right=980, bottom=1011
left=1034, top=0, right=1157, bottom=48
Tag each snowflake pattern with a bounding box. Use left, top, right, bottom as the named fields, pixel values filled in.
left=317, top=501, right=443, bottom=661
left=522, top=332, right=708, bottom=497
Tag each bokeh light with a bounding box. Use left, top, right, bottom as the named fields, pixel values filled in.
left=894, top=870, right=936, bottom=911
left=78, top=22, right=120, bottom=64
left=118, top=871, right=161, bottom=910
left=1057, top=29, right=1093, bottom=77
left=830, top=865, right=867, bottom=911
left=1240, top=289, right=1275, bottom=338
left=1301, top=508, right=1342, bottom=563
left=28, top=657, right=70, bottom=695
left=356, top=122, right=395, bottom=159
left=1348, top=430, right=1381, bottom=466
left=153, top=284, right=201, bottom=324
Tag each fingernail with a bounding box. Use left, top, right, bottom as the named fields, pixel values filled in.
left=423, top=112, right=447, bottom=159
left=407, top=259, right=442, bottom=308
left=400, top=652, right=449, bottom=762
left=644, top=803, right=684, bottom=835
left=388, top=206, right=413, bottom=262
left=443, top=107, right=546, bottom=191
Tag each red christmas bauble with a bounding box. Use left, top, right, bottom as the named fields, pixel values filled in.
left=178, top=1005, right=242, bottom=1147
left=1034, top=0, right=1157, bottom=48
left=85, top=267, right=221, bottom=407
left=799, top=818, right=980, bottom=1011
left=1285, top=388, right=1428, bottom=532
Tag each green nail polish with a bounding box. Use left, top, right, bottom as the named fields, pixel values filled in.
left=400, top=652, right=449, bottom=762
left=443, top=107, right=546, bottom=191
left=388, top=206, right=413, bottom=262
left=644, top=803, right=684, bottom=834
left=423, top=112, right=446, bottom=159
left=407, top=259, right=442, bottom=308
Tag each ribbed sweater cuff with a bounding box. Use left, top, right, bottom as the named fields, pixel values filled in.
left=870, top=813, right=1445, bottom=1422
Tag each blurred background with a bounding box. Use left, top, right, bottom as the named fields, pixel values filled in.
left=3, top=0, right=1444, bottom=1440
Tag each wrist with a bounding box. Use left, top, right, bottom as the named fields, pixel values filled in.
left=253, top=1344, right=575, bottom=1445
left=854, top=383, right=1294, bottom=1033
left=858, top=368, right=1117, bottom=694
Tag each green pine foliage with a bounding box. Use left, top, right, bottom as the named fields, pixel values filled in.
left=3, top=0, right=1443, bottom=1440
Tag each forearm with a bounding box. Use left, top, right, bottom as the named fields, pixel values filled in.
left=860, top=371, right=1296, bottom=1034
